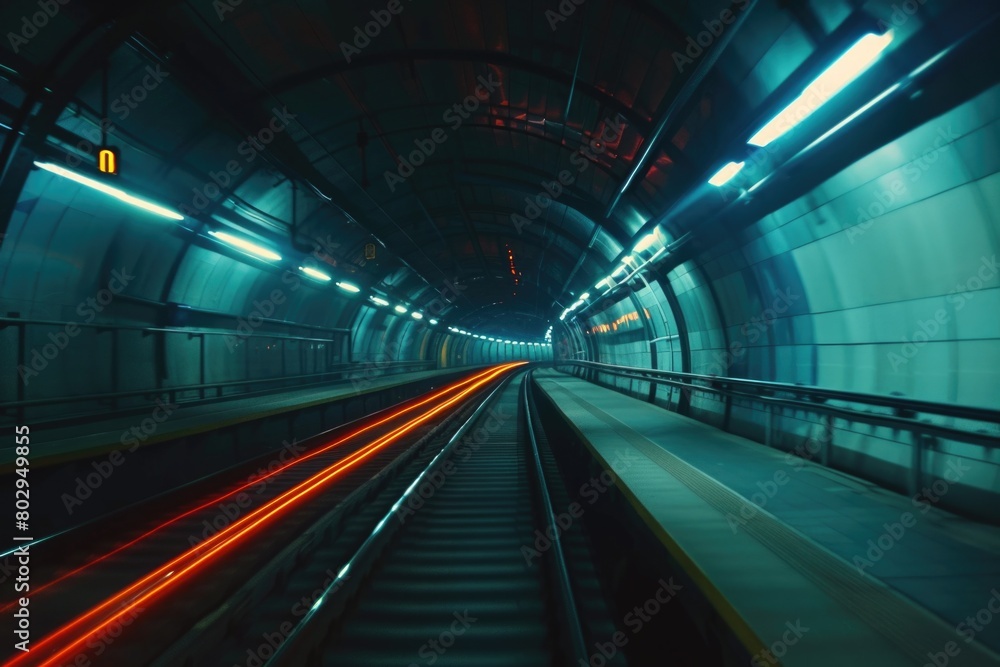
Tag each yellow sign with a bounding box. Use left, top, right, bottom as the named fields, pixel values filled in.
left=98, top=148, right=119, bottom=175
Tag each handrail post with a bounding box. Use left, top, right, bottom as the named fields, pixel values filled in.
left=820, top=414, right=832, bottom=468
left=245, top=334, right=251, bottom=384
left=910, top=429, right=932, bottom=498
left=199, top=333, right=206, bottom=400
left=110, top=327, right=119, bottom=410
left=764, top=404, right=773, bottom=449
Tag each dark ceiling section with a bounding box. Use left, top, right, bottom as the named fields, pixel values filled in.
left=44, top=0, right=782, bottom=337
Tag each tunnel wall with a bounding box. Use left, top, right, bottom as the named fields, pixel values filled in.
left=0, top=163, right=546, bottom=425
left=0, top=31, right=552, bottom=428
left=572, top=84, right=1000, bottom=521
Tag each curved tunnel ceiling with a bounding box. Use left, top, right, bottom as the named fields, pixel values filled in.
left=0, top=0, right=753, bottom=338
left=0, top=0, right=997, bottom=349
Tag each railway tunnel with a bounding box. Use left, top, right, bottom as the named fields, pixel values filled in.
left=0, top=0, right=999, bottom=665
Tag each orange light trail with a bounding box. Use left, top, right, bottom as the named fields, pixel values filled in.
left=0, top=364, right=508, bottom=615
left=15, top=363, right=524, bottom=667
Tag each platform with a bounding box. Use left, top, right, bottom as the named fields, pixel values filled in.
left=5, top=367, right=476, bottom=470
left=533, top=369, right=1000, bottom=666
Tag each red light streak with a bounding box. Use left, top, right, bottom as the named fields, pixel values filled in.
left=14, top=363, right=525, bottom=667
left=0, top=365, right=506, bottom=615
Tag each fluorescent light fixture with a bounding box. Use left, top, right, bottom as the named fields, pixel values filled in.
left=335, top=281, right=361, bottom=293
left=579, top=292, right=591, bottom=301
left=571, top=300, right=585, bottom=310
left=209, top=230, right=281, bottom=262
left=559, top=311, right=569, bottom=321
left=34, top=161, right=184, bottom=221
left=394, top=305, right=408, bottom=314
left=369, top=296, right=390, bottom=306
left=488, top=337, right=496, bottom=342
left=611, top=264, right=629, bottom=278
left=411, top=312, right=423, bottom=320
left=503, top=340, right=512, bottom=344
left=633, top=232, right=659, bottom=253
left=708, top=161, right=745, bottom=187
left=299, top=266, right=331, bottom=282
left=429, top=318, right=439, bottom=325
left=595, top=278, right=610, bottom=289
left=748, top=31, right=894, bottom=147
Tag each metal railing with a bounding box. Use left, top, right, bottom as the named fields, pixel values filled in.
left=523, top=370, right=589, bottom=665
left=263, top=374, right=513, bottom=666
left=559, top=360, right=1000, bottom=496
left=0, top=315, right=442, bottom=425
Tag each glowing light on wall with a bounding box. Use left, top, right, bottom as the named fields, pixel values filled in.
left=209, top=231, right=281, bottom=262
left=34, top=161, right=183, bottom=220
left=708, top=161, right=745, bottom=187
left=335, top=281, right=361, bottom=293
left=299, top=266, right=331, bottom=282
left=748, top=31, right=894, bottom=147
